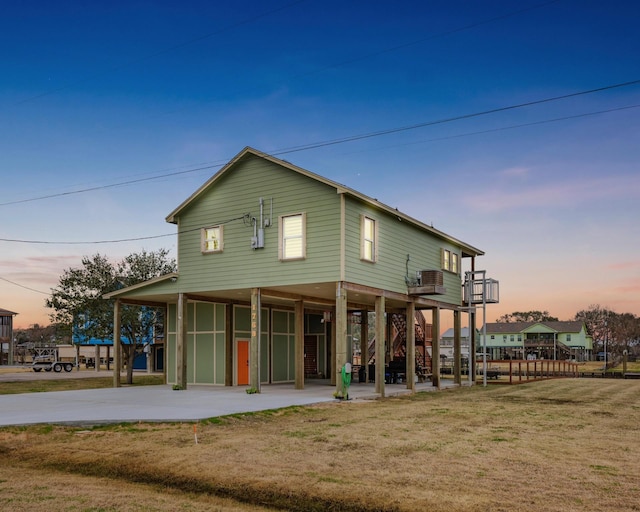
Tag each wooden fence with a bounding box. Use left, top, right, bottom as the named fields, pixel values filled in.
left=476, top=359, right=579, bottom=384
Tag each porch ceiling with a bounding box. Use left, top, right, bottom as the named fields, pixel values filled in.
left=117, top=281, right=450, bottom=312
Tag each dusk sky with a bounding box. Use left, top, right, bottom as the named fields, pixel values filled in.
left=1, top=0, right=639, bottom=331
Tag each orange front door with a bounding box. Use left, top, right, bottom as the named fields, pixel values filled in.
left=237, top=340, right=250, bottom=386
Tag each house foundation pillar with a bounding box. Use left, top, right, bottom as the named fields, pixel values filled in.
left=454, top=309, right=462, bottom=385
left=295, top=300, right=304, bottom=390
left=375, top=295, right=386, bottom=396
left=406, top=301, right=416, bottom=392
left=432, top=307, right=441, bottom=389
left=335, top=283, right=347, bottom=395
left=360, top=310, right=368, bottom=383
left=250, top=288, right=261, bottom=392
left=225, top=304, right=233, bottom=386
left=176, top=293, right=188, bottom=390
left=113, top=299, right=121, bottom=388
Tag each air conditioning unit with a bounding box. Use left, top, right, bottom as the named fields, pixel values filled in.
left=408, top=270, right=446, bottom=296
left=418, top=270, right=443, bottom=286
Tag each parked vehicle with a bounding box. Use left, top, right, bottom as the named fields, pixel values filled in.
left=31, top=345, right=76, bottom=373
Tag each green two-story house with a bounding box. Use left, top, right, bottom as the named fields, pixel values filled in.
left=106, top=147, right=484, bottom=396
left=480, top=321, right=593, bottom=361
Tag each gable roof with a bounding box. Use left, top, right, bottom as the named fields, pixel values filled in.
left=0, top=308, right=18, bottom=316
left=441, top=327, right=474, bottom=338
left=165, top=147, right=484, bottom=257
left=484, top=321, right=586, bottom=334
left=103, top=273, right=178, bottom=300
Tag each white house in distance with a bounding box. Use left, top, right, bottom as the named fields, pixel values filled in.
left=440, top=327, right=472, bottom=361
left=480, top=321, right=593, bottom=362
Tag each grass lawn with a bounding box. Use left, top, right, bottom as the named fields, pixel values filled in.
left=0, top=374, right=165, bottom=395
left=1, top=378, right=639, bottom=511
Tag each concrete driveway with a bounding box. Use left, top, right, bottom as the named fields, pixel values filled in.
left=0, top=369, right=447, bottom=427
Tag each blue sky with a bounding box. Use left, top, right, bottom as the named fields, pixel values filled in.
left=1, top=0, right=639, bottom=329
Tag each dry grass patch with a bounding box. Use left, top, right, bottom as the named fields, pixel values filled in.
left=0, top=460, right=277, bottom=511
left=0, top=374, right=164, bottom=394
left=2, top=379, right=639, bottom=512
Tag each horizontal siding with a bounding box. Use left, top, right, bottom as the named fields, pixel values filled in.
left=344, top=197, right=463, bottom=305
left=175, top=155, right=342, bottom=292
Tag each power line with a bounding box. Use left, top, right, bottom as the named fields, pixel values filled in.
left=338, top=104, right=640, bottom=155
left=0, top=214, right=250, bottom=245
left=1, top=101, right=639, bottom=246
left=0, top=276, right=49, bottom=295
left=271, top=79, right=640, bottom=155
left=0, top=161, right=229, bottom=206
left=2, top=77, right=638, bottom=208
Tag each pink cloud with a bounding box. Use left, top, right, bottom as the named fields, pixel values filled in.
left=608, top=260, right=640, bottom=271
left=466, top=174, right=640, bottom=214
left=500, top=166, right=531, bottom=179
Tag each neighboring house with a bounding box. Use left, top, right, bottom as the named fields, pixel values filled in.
left=440, top=327, right=473, bottom=361
left=71, top=313, right=162, bottom=371
left=480, top=321, right=593, bottom=361
left=0, top=308, right=17, bottom=365
left=105, top=147, right=485, bottom=395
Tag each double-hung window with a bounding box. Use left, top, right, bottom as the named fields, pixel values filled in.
left=442, top=249, right=450, bottom=272
left=201, top=226, right=223, bottom=253
left=279, top=213, right=306, bottom=260
left=361, top=215, right=377, bottom=262
left=442, top=249, right=459, bottom=274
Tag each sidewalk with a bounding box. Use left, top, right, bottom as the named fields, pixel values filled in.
left=0, top=374, right=455, bottom=427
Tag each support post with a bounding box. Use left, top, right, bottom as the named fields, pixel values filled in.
left=432, top=307, right=441, bottom=389
left=225, top=304, right=233, bottom=386
left=176, top=293, right=188, bottom=390
left=453, top=309, right=461, bottom=385
left=162, top=306, right=167, bottom=383
left=113, top=299, right=121, bottom=388
left=469, top=258, right=477, bottom=383
left=95, top=345, right=100, bottom=373
left=335, top=283, right=347, bottom=395
left=250, top=288, right=261, bottom=392
left=330, top=313, right=337, bottom=386
left=360, top=311, right=368, bottom=383
left=295, top=300, right=304, bottom=389
left=406, top=302, right=416, bottom=392
left=375, top=295, right=386, bottom=396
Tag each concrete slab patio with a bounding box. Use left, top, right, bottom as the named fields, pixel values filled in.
left=0, top=372, right=457, bottom=427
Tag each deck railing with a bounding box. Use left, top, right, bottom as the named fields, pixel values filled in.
left=476, top=359, right=580, bottom=384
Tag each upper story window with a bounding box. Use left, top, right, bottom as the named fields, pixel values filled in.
left=361, top=215, right=377, bottom=262
left=279, top=213, right=306, bottom=260
left=566, top=334, right=572, bottom=342
left=442, top=249, right=459, bottom=274
left=201, top=226, right=223, bottom=253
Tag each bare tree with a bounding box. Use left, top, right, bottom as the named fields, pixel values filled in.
left=496, top=310, right=559, bottom=323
